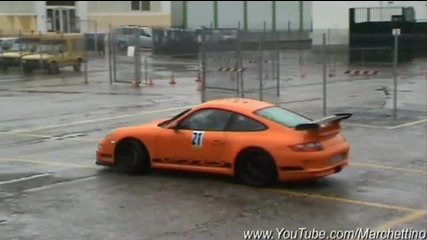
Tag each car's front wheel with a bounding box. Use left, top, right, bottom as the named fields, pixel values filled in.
left=114, top=138, right=151, bottom=174
left=235, top=150, right=278, bottom=187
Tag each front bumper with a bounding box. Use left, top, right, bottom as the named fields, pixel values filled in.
left=22, top=59, right=48, bottom=69
left=96, top=141, right=115, bottom=166
left=1, top=57, right=21, bottom=67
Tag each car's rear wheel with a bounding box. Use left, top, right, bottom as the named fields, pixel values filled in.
left=235, top=150, right=278, bottom=187
left=73, top=59, right=82, bottom=72
left=23, top=64, right=33, bottom=73
left=48, top=62, right=59, bottom=74
left=115, top=138, right=151, bottom=174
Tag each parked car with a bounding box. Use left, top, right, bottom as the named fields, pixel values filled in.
left=22, top=33, right=85, bottom=74
left=0, top=37, right=18, bottom=53
left=113, top=25, right=153, bottom=50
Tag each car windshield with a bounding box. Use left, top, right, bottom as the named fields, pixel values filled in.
left=159, top=108, right=192, bottom=128
left=35, top=43, right=62, bottom=53
left=254, top=106, right=312, bottom=128
left=9, top=42, right=33, bottom=51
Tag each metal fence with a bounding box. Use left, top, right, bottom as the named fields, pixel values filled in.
left=199, top=27, right=310, bottom=104
left=293, top=31, right=427, bottom=123
left=107, top=25, right=203, bottom=86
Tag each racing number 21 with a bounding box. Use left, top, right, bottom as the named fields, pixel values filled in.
left=191, top=131, right=205, bottom=147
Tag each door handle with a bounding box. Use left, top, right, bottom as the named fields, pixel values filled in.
left=210, top=140, right=224, bottom=145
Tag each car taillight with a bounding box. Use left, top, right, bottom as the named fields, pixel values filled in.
left=291, top=142, right=323, bottom=151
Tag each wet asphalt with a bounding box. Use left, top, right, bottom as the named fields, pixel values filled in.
left=0, top=52, right=426, bottom=240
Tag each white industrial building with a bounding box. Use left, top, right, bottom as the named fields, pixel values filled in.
left=170, top=1, right=312, bottom=31
left=312, top=1, right=427, bottom=46
left=2, top=1, right=426, bottom=48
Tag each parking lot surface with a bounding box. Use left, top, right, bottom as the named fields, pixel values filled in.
left=0, top=55, right=426, bottom=240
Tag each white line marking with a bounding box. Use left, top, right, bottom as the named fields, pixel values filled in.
left=386, top=119, right=427, bottom=130
left=0, top=173, right=50, bottom=185
left=23, top=176, right=97, bottom=193
left=344, top=118, right=427, bottom=130
left=6, top=105, right=194, bottom=134
left=0, top=157, right=97, bottom=169
left=343, top=123, right=388, bottom=129
left=0, top=132, right=97, bottom=142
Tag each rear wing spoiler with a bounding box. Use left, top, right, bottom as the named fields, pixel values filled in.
left=295, top=113, right=352, bottom=131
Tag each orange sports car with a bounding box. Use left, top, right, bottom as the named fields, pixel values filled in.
left=96, top=98, right=352, bottom=187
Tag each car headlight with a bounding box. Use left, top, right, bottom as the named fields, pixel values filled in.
left=103, top=130, right=117, bottom=144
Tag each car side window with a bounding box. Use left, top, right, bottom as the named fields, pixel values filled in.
left=226, top=113, right=267, bottom=132
left=140, top=29, right=151, bottom=37
left=179, top=109, right=233, bottom=131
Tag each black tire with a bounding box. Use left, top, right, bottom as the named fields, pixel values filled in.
left=47, top=62, right=59, bottom=74
left=73, top=59, right=81, bottom=72
left=115, top=139, right=151, bottom=174
left=235, top=150, right=278, bottom=187
left=23, top=64, right=33, bottom=74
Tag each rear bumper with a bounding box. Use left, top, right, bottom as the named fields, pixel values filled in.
left=277, top=141, right=350, bottom=181
left=278, top=160, right=349, bottom=181
left=22, top=60, right=48, bottom=69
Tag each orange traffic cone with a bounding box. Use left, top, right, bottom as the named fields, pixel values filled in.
left=130, top=80, right=140, bottom=88
left=196, top=81, right=202, bottom=91
left=300, top=69, right=306, bottom=78
left=169, top=73, right=177, bottom=85
left=146, top=77, right=154, bottom=87
left=195, top=73, right=202, bottom=82
left=328, top=68, right=335, bottom=77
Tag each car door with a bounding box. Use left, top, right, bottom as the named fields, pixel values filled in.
left=139, top=29, right=152, bottom=48
left=154, top=108, right=233, bottom=172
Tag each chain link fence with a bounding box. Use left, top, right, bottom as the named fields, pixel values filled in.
left=107, top=25, right=149, bottom=85
left=296, top=30, right=427, bottom=124
left=199, top=27, right=309, bottom=104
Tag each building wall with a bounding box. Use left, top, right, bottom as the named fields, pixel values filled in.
left=88, top=15, right=171, bottom=32
left=171, top=1, right=311, bottom=31
left=0, top=1, right=36, bottom=34
left=0, top=1, right=171, bottom=33
left=87, top=1, right=170, bottom=31
left=170, top=1, right=183, bottom=28
left=88, top=1, right=162, bottom=13
left=187, top=1, right=213, bottom=28
left=0, top=1, right=35, bottom=14
left=312, top=1, right=427, bottom=46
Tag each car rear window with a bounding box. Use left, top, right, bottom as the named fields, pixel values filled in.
left=254, top=106, right=312, bottom=128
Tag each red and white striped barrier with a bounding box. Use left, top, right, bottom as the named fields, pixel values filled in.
left=344, top=70, right=379, bottom=76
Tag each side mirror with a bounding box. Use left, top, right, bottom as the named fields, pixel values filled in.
left=172, top=125, right=180, bottom=131
left=168, top=122, right=180, bottom=130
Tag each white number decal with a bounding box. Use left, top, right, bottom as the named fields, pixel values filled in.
left=191, top=131, right=204, bottom=147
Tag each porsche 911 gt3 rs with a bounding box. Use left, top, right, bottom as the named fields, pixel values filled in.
left=96, top=98, right=352, bottom=187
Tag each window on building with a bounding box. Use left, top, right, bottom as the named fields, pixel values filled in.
left=131, top=1, right=151, bottom=11
left=46, top=1, right=75, bottom=6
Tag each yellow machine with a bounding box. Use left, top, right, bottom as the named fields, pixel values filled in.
left=22, top=33, right=86, bottom=74
left=0, top=33, right=41, bottom=71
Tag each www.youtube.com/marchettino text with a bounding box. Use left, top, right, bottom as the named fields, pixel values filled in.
left=243, top=227, right=427, bottom=239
